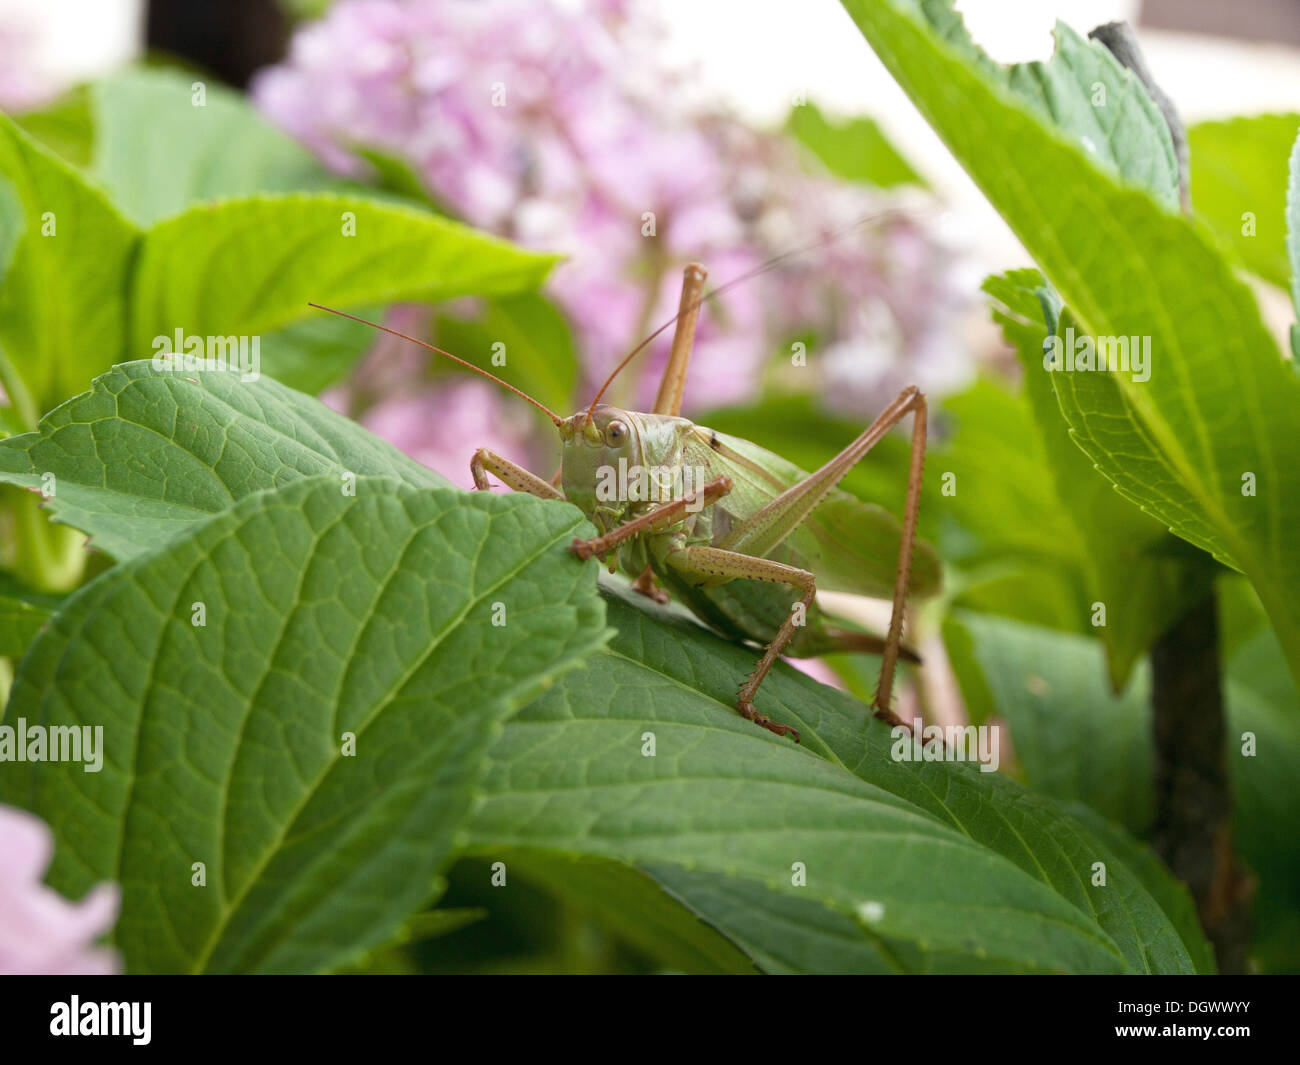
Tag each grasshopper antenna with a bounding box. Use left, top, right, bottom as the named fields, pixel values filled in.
left=584, top=208, right=917, bottom=421
left=307, top=303, right=564, bottom=426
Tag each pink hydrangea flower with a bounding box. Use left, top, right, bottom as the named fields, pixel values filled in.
left=0, top=805, right=120, bottom=975
left=256, top=0, right=971, bottom=480
left=0, top=14, right=56, bottom=112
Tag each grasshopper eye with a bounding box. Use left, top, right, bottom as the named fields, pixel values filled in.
left=604, top=420, right=629, bottom=447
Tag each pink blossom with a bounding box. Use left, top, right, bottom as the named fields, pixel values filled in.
left=360, top=377, right=541, bottom=490
left=0, top=15, right=56, bottom=112
left=256, top=0, right=971, bottom=465
left=0, top=805, right=120, bottom=975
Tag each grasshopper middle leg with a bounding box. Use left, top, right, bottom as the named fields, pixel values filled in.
left=707, top=386, right=928, bottom=728
left=665, top=545, right=815, bottom=742
left=631, top=564, right=670, bottom=605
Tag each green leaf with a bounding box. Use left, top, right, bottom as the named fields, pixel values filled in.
left=0, top=476, right=609, bottom=973
left=785, top=101, right=926, bottom=188
left=921, top=9, right=1180, bottom=205
left=0, top=573, right=59, bottom=658
left=839, top=0, right=1300, bottom=699
left=1058, top=801, right=1215, bottom=976
left=642, top=866, right=937, bottom=973
left=0, top=102, right=555, bottom=414
left=0, top=362, right=446, bottom=561
left=12, top=85, right=95, bottom=168
left=0, top=596, right=51, bottom=658
left=945, top=609, right=1154, bottom=833
left=128, top=193, right=558, bottom=356
left=498, top=851, right=759, bottom=974
left=984, top=269, right=1213, bottom=688
left=933, top=377, right=1081, bottom=567
left=255, top=305, right=387, bottom=396
left=90, top=68, right=335, bottom=226
left=435, top=292, right=580, bottom=423
left=82, top=70, right=449, bottom=393
left=1223, top=624, right=1300, bottom=971
left=1188, top=113, right=1300, bottom=288
left=466, top=586, right=1207, bottom=973
left=947, top=606, right=1298, bottom=973
left=355, top=147, right=445, bottom=212
left=0, top=113, right=139, bottom=419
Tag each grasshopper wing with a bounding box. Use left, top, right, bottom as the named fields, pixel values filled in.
left=687, top=427, right=941, bottom=601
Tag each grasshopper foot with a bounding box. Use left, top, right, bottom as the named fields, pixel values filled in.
left=631, top=565, right=669, bottom=605
left=737, top=699, right=801, bottom=743
left=870, top=697, right=908, bottom=730
left=569, top=537, right=599, bottom=562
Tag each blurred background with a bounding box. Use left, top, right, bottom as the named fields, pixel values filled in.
left=2, top=0, right=1296, bottom=973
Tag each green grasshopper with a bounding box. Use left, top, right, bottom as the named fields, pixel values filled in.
left=311, top=260, right=939, bottom=743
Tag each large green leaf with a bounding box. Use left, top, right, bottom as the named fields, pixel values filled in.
left=945, top=610, right=1154, bottom=833
left=839, top=0, right=1300, bottom=699
left=465, top=587, right=1208, bottom=973
left=253, top=305, right=387, bottom=396
left=85, top=69, right=455, bottom=394
left=91, top=68, right=334, bottom=226
left=1057, top=800, right=1215, bottom=977
left=920, top=8, right=1180, bottom=206
left=434, top=292, right=581, bottom=424
left=0, top=573, right=58, bottom=659
left=0, top=363, right=445, bottom=561
left=1223, top=623, right=1300, bottom=971
left=0, top=114, right=139, bottom=420
left=1188, top=113, right=1300, bottom=288
left=946, top=606, right=1297, bottom=973
left=0, top=476, right=609, bottom=973
left=0, top=110, right=556, bottom=413
left=496, top=851, right=759, bottom=974
left=928, top=379, right=1093, bottom=635
left=985, top=269, right=1213, bottom=688
left=12, top=85, right=95, bottom=168
left=128, top=193, right=557, bottom=356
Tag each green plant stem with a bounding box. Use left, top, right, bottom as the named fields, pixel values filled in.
left=1089, top=18, right=1252, bottom=973
left=1148, top=589, right=1252, bottom=972
left=6, top=487, right=87, bottom=592
left=0, top=345, right=39, bottom=432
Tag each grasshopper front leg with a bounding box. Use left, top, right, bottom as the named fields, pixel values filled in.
left=471, top=448, right=565, bottom=500
left=568, top=476, right=733, bottom=564
left=665, top=545, right=813, bottom=742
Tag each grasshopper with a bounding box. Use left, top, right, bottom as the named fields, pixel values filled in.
left=311, top=258, right=939, bottom=743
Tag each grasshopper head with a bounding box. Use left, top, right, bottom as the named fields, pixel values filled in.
left=558, top=405, right=642, bottom=528
left=557, top=405, right=691, bottom=532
